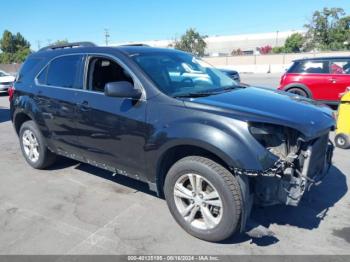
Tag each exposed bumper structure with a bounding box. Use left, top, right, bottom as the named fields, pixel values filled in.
left=235, top=134, right=334, bottom=207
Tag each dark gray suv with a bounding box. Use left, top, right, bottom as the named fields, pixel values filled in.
left=10, top=42, right=335, bottom=242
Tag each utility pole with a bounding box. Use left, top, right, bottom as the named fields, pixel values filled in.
left=275, top=30, right=279, bottom=46
left=104, top=29, right=110, bottom=46
left=36, top=40, right=41, bottom=50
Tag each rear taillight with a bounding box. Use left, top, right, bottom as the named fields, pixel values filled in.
left=280, top=73, right=287, bottom=85
left=8, top=85, right=15, bottom=101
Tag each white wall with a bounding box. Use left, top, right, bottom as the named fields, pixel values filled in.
left=203, top=51, right=350, bottom=73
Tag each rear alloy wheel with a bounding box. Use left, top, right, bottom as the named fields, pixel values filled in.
left=22, top=129, right=40, bottom=163
left=335, top=133, right=350, bottom=149
left=19, top=120, right=56, bottom=169
left=287, top=87, right=308, bottom=97
left=164, top=156, right=242, bottom=242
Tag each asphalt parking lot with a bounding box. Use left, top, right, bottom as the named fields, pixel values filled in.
left=240, top=73, right=282, bottom=88
left=0, top=74, right=349, bottom=255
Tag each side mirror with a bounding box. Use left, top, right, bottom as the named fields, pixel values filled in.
left=104, top=81, right=142, bottom=99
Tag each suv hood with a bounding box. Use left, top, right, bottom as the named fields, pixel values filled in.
left=184, top=87, right=335, bottom=139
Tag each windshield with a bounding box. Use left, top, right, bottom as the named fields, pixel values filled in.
left=131, top=51, right=239, bottom=97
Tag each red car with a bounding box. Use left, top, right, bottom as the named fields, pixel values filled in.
left=279, top=57, right=350, bottom=105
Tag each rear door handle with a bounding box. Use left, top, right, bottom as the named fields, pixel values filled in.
left=329, top=78, right=337, bottom=83
left=78, top=101, right=90, bottom=112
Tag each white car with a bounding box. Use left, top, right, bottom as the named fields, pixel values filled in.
left=0, top=70, right=15, bottom=92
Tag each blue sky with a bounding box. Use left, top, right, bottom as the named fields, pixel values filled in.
left=1, top=0, right=349, bottom=50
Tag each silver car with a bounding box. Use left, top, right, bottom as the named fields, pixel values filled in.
left=0, top=70, right=15, bottom=91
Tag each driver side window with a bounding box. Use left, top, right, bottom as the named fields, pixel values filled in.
left=86, top=57, right=134, bottom=92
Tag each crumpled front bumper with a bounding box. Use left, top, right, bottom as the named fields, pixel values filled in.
left=235, top=134, right=334, bottom=207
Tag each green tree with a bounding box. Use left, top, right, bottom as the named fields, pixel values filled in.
left=174, top=28, right=207, bottom=56
left=0, top=52, right=14, bottom=64
left=52, top=39, right=69, bottom=46
left=0, top=30, right=31, bottom=63
left=14, top=48, right=31, bottom=62
left=14, top=32, right=30, bottom=50
left=284, top=33, right=305, bottom=52
left=0, top=30, right=15, bottom=53
left=272, top=46, right=285, bottom=54
left=304, top=7, right=350, bottom=51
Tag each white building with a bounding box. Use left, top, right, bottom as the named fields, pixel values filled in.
left=112, top=30, right=304, bottom=56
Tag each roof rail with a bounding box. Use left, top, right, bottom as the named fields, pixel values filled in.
left=38, top=42, right=97, bottom=52
left=120, top=43, right=150, bottom=47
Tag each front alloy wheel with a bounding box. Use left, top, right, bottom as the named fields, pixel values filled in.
left=174, top=173, right=223, bottom=230
left=164, top=156, right=242, bottom=242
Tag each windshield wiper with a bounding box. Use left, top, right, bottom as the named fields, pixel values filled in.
left=222, top=85, right=243, bottom=91
left=173, top=85, right=243, bottom=98
left=173, top=93, right=211, bottom=98
left=173, top=91, right=222, bottom=98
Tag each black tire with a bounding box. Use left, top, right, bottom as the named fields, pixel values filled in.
left=286, top=87, right=308, bottom=97
left=19, top=120, right=56, bottom=169
left=335, top=133, right=350, bottom=149
left=164, top=156, right=242, bottom=242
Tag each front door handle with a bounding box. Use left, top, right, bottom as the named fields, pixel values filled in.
left=78, top=101, right=90, bottom=112
left=329, top=78, right=337, bottom=83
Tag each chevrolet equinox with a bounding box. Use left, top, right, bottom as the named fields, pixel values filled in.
left=10, top=42, right=335, bottom=242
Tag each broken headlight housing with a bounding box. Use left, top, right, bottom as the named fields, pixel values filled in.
left=249, top=122, right=300, bottom=159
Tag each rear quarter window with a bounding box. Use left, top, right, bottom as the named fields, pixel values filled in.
left=16, top=58, right=43, bottom=83
left=330, top=60, right=350, bottom=74
left=36, top=66, right=48, bottom=84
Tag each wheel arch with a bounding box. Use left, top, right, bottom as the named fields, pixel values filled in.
left=155, top=143, right=233, bottom=198
left=155, top=142, right=253, bottom=234
left=13, top=110, right=34, bottom=135
left=283, top=83, right=313, bottom=98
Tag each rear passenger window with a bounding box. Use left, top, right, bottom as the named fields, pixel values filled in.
left=288, top=61, right=329, bottom=74
left=46, top=55, right=83, bottom=88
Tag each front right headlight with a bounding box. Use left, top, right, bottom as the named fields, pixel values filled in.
left=249, top=122, right=299, bottom=159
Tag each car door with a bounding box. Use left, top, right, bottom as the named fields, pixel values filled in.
left=35, top=54, right=86, bottom=160
left=296, top=60, right=331, bottom=101
left=75, top=54, right=149, bottom=179
left=329, top=59, right=350, bottom=101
